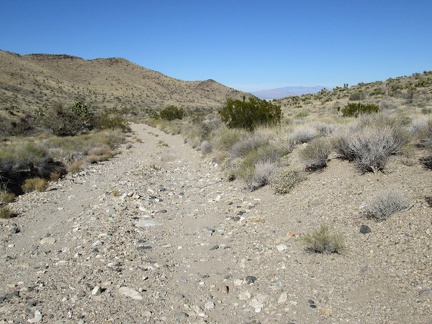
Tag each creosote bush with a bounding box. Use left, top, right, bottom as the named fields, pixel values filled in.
left=341, top=102, right=379, bottom=117
left=302, top=225, right=345, bottom=254
left=159, top=105, right=185, bottom=121
left=364, top=189, right=409, bottom=221
left=219, top=97, right=281, bottom=131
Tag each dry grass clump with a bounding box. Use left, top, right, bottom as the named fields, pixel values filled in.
left=364, top=189, right=410, bottom=221
left=213, top=127, right=250, bottom=151
left=334, top=114, right=409, bottom=172
left=299, top=137, right=333, bottom=171
left=0, top=207, right=16, bottom=219
left=0, top=191, right=16, bottom=204
left=67, top=160, right=83, bottom=174
left=302, top=225, right=345, bottom=254
left=231, top=145, right=284, bottom=191
left=21, top=177, right=49, bottom=193
left=269, top=167, right=306, bottom=194
left=289, top=126, right=319, bottom=145
left=200, top=140, right=213, bottom=154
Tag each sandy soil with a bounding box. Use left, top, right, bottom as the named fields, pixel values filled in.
left=1, top=123, right=432, bottom=323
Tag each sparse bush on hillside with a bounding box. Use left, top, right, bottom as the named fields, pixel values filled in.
left=159, top=105, right=185, bottom=121
left=364, top=189, right=410, bottom=221
left=290, top=126, right=319, bottom=145
left=349, top=92, right=365, bottom=101
left=0, top=207, right=16, bottom=219
left=300, top=137, right=333, bottom=171
left=334, top=114, right=409, bottom=172
left=219, top=97, right=281, bottom=131
left=302, top=225, right=345, bottom=254
left=0, top=191, right=15, bottom=204
left=213, top=127, right=249, bottom=152
left=340, top=102, right=379, bottom=117
left=270, top=167, right=306, bottom=195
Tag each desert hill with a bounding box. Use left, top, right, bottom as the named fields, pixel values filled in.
left=0, top=50, right=247, bottom=119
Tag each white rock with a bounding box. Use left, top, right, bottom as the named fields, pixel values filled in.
left=27, top=310, right=42, bottom=323
left=249, top=298, right=263, bottom=312
left=118, top=287, right=143, bottom=300
left=92, top=286, right=102, bottom=295
left=135, top=219, right=161, bottom=227
left=276, top=244, right=288, bottom=252
left=205, top=301, right=215, bottom=310
left=40, top=237, right=56, bottom=245
left=238, top=291, right=251, bottom=300
left=278, top=292, right=288, bottom=304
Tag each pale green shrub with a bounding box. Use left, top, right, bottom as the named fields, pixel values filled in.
left=365, top=189, right=410, bottom=221
left=302, top=225, right=345, bottom=254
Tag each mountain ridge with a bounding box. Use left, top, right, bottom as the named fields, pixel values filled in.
left=0, top=50, right=249, bottom=121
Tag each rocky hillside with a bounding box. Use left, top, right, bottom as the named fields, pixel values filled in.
left=0, top=50, right=247, bottom=119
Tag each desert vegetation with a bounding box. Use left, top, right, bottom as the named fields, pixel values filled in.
left=2, top=50, right=432, bottom=257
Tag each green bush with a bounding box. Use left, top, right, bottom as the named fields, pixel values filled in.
left=159, top=105, right=185, bottom=121
left=341, top=102, right=379, bottom=117
left=37, top=101, right=95, bottom=136
left=219, top=97, right=281, bottom=131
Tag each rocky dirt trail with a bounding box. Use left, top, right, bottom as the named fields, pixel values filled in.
left=1, top=123, right=432, bottom=323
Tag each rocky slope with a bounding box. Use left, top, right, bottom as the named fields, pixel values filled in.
left=0, top=50, right=248, bottom=120
left=1, top=124, right=432, bottom=323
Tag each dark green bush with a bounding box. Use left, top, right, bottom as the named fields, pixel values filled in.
left=37, top=101, right=95, bottom=136
left=159, top=105, right=185, bottom=121
left=219, top=97, right=281, bottom=131
left=341, top=102, right=379, bottom=117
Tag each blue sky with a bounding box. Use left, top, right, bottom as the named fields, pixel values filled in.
left=2, top=1, right=432, bottom=92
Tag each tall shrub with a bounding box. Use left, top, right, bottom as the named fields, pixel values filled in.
left=219, top=97, right=281, bottom=131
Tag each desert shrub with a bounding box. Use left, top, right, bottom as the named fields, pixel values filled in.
left=290, top=126, right=319, bottom=145
left=341, top=102, right=379, bottom=117
left=349, top=92, right=365, bottom=101
left=299, top=137, right=333, bottom=171
left=230, top=132, right=270, bottom=159
left=37, top=101, right=95, bottom=136
left=364, top=189, right=409, bottom=221
left=200, top=141, right=213, bottom=154
left=334, top=115, right=409, bottom=172
left=67, top=160, right=83, bottom=174
left=213, top=127, right=250, bottom=151
left=159, top=105, right=185, bottom=121
left=270, top=167, right=306, bottom=194
left=314, top=123, right=335, bottom=136
left=302, top=225, right=345, bottom=254
left=21, top=177, right=49, bottom=193
left=0, top=191, right=15, bottom=204
left=0, top=207, right=16, bottom=219
left=219, top=97, right=281, bottom=131
left=249, top=160, right=277, bottom=190
left=94, top=111, right=131, bottom=132
left=233, top=145, right=284, bottom=184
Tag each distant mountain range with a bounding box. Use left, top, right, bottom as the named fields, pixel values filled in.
left=252, top=86, right=328, bottom=100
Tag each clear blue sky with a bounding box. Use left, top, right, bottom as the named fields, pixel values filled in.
left=2, top=1, right=432, bottom=92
